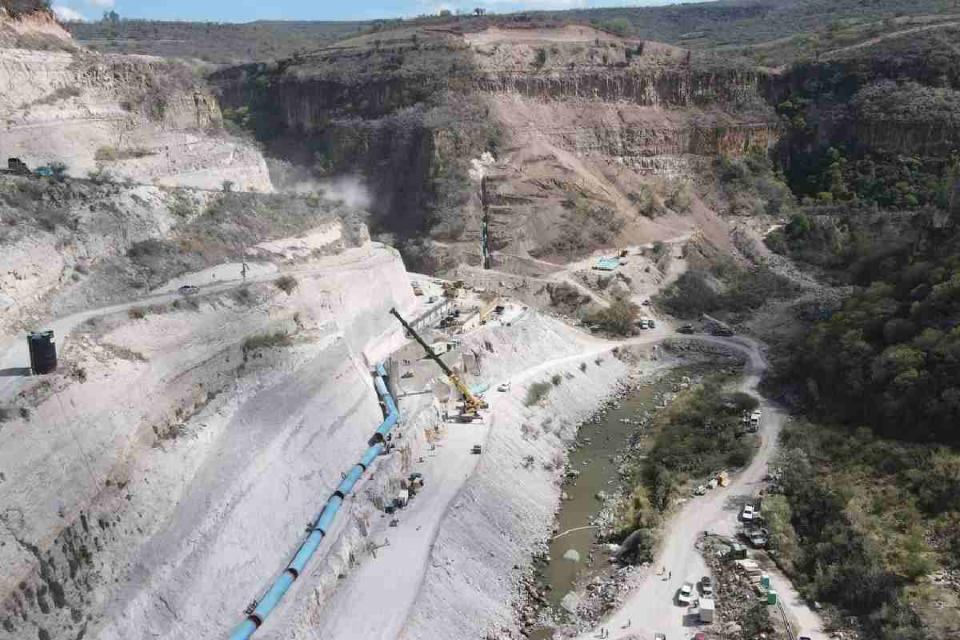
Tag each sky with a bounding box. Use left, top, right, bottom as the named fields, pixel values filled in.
left=51, top=1, right=676, bottom=23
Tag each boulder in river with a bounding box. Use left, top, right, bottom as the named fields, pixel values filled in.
left=560, top=591, right=582, bottom=614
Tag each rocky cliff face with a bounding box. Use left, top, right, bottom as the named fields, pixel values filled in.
left=0, top=22, right=272, bottom=192
left=475, top=67, right=768, bottom=108
left=213, top=25, right=779, bottom=268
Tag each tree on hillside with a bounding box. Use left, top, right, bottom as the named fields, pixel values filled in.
left=3, top=0, right=51, bottom=16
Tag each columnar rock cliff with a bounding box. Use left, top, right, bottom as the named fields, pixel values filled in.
left=213, top=24, right=780, bottom=267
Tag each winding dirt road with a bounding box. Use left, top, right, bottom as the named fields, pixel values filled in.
left=578, top=335, right=828, bottom=640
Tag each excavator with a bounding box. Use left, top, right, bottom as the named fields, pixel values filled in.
left=389, top=307, right=487, bottom=420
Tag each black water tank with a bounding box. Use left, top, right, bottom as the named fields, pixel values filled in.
left=27, top=330, right=57, bottom=375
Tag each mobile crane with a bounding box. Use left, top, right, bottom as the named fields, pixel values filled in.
left=389, top=307, right=487, bottom=419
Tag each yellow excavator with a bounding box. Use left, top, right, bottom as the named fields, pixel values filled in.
left=389, top=307, right=487, bottom=419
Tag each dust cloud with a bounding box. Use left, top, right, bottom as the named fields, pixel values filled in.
left=267, top=159, right=372, bottom=211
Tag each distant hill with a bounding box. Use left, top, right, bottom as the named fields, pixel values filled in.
left=65, top=19, right=366, bottom=63
left=64, top=0, right=960, bottom=65
left=534, top=0, right=955, bottom=47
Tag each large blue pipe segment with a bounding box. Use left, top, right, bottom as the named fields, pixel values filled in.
left=335, top=465, right=364, bottom=497
left=360, top=443, right=384, bottom=469
left=227, top=365, right=399, bottom=640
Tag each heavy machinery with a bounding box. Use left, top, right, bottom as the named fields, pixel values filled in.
left=389, top=307, right=487, bottom=419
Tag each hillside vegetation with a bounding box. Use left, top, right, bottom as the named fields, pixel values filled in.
left=66, top=18, right=365, bottom=63
left=769, top=420, right=960, bottom=640
left=64, top=1, right=960, bottom=65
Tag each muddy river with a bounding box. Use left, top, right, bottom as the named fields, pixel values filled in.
left=530, top=369, right=690, bottom=639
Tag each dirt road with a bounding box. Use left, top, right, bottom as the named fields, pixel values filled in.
left=0, top=244, right=389, bottom=400
left=578, top=335, right=829, bottom=640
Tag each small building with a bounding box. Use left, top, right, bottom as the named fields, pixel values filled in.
left=594, top=257, right=620, bottom=271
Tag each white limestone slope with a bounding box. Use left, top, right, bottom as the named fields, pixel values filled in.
left=0, top=242, right=416, bottom=640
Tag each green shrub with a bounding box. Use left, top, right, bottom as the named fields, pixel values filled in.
left=533, top=48, right=547, bottom=68
left=525, top=381, right=552, bottom=407
left=602, top=18, right=632, bottom=36
left=628, top=184, right=663, bottom=218
left=167, top=191, right=197, bottom=219
left=127, top=306, right=146, bottom=320
left=587, top=299, right=639, bottom=336
left=551, top=374, right=563, bottom=386
left=94, top=146, right=119, bottom=163
left=87, top=167, right=114, bottom=184
left=242, top=330, right=292, bottom=353
left=666, top=183, right=694, bottom=213
left=274, top=275, right=298, bottom=294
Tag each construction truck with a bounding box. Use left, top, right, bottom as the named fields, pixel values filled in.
left=389, top=307, right=487, bottom=420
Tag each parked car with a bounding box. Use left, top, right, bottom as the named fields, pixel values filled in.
left=677, top=324, right=695, bottom=334
left=677, top=582, right=694, bottom=606
left=177, top=285, right=199, bottom=296
left=497, top=382, right=511, bottom=392
left=748, top=530, right=769, bottom=548
left=741, top=504, right=755, bottom=521
left=700, top=576, right=713, bottom=597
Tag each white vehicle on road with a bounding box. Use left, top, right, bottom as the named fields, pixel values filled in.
left=700, top=575, right=713, bottom=597
left=741, top=504, right=755, bottom=521
left=497, top=382, right=511, bottom=392
left=677, top=582, right=694, bottom=606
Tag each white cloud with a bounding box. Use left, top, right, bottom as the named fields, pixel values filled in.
left=87, top=0, right=116, bottom=9
left=53, top=4, right=87, bottom=22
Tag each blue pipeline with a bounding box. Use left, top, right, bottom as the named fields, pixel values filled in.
left=228, top=365, right=399, bottom=640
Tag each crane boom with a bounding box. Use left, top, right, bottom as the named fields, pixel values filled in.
left=389, top=307, right=486, bottom=415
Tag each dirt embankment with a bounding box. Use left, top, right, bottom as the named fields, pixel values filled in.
left=0, top=174, right=367, bottom=339
left=0, top=12, right=272, bottom=192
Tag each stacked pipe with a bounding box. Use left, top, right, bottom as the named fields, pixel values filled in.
left=228, top=364, right=399, bottom=640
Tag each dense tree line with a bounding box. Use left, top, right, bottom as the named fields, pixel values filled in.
left=784, top=231, right=960, bottom=444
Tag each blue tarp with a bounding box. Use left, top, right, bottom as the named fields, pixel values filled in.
left=595, top=257, right=619, bottom=271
